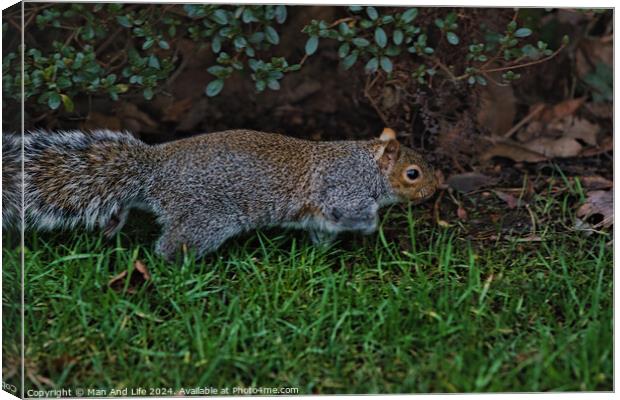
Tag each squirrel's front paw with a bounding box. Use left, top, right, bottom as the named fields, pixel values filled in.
left=309, top=229, right=338, bottom=246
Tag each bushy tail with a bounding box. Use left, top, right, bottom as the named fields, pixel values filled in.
left=2, top=133, right=22, bottom=228
left=3, top=130, right=154, bottom=232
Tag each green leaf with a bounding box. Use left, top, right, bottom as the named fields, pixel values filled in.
left=507, top=20, right=517, bottom=32
left=562, top=34, right=570, bottom=45
left=206, top=79, right=224, bottom=97
left=380, top=56, right=393, bottom=73
left=249, top=32, right=265, bottom=44
left=212, top=9, right=228, bottom=25
left=234, top=36, right=247, bottom=49
left=514, top=28, right=532, bottom=38
left=158, top=40, right=170, bottom=50
left=265, top=26, right=279, bottom=45
left=142, top=38, right=154, bottom=50
left=242, top=8, right=258, bottom=23
left=115, top=83, right=129, bottom=93
left=401, top=8, right=417, bottom=23
left=342, top=52, right=358, bottom=70
left=365, top=57, right=379, bottom=73
left=366, top=7, right=378, bottom=20
left=476, top=75, right=487, bottom=86
left=48, top=92, right=61, bottom=109
left=143, top=87, right=154, bottom=100
left=352, top=37, right=370, bottom=47
left=446, top=32, right=459, bottom=45
left=393, top=30, right=403, bottom=45
left=275, top=5, right=287, bottom=24
left=148, top=55, right=160, bottom=69
left=374, top=27, right=387, bottom=48
left=349, top=6, right=363, bottom=12
left=255, top=79, right=266, bottom=92
left=60, top=94, right=74, bottom=112
left=207, top=65, right=227, bottom=76
left=212, top=36, right=222, bottom=53
left=338, top=42, right=350, bottom=58
left=267, top=79, right=280, bottom=90
left=116, top=15, right=132, bottom=28
left=305, top=36, right=319, bottom=55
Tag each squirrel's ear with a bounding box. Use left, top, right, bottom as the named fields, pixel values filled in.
left=379, top=127, right=397, bottom=141
left=373, top=139, right=400, bottom=172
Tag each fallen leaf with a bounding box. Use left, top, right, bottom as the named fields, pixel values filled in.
left=446, top=172, right=496, bottom=193
left=576, top=190, right=613, bottom=228
left=578, top=176, right=613, bottom=191
left=579, top=135, right=613, bottom=157
left=134, top=259, right=151, bottom=281
left=493, top=190, right=523, bottom=209
left=584, top=102, right=613, bottom=120
left=457, top=205, right=468, bottom=221
left=481, top=142, right=547, bottom=163
left=551, top=116, right=600, bottom=146
left=107, top=270, right=128, bottom=288
left=108, top=260, right=151, bottom=294
left=539, top=97, right=586, bottom=123
left=523, top=137, right=583, bottom=158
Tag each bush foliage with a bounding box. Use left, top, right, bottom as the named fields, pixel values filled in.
left=3, top=5, right=563, bottom=113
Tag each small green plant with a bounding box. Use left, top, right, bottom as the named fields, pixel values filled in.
left=2, top=4, right=296, bottom=112
left=300, top=7, right=566, bottom=87
left=2, top=5, right=568, bottom=114
left=182, top=4, right=299, bottom=96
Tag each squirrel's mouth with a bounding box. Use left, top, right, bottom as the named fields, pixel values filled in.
left=408, top=185, right=437, bottom=204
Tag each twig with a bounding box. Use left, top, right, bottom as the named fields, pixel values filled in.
left=502, top=103, right=545, bottom=138
left=363, top=74, right=390, bottom=126
left=328, top=17, right=355, bottom=28
left=483, top=43, right=567, bottom=74
left=96, top=27, right=125, bottom=56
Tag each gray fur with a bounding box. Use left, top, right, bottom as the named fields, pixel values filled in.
left=2, top=129, right=436, bottom=260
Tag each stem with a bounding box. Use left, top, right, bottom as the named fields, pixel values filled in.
left=483, top=43, right=566, bottom=73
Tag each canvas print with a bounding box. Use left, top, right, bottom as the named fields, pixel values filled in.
left=1, top=2, right=613, bottom=396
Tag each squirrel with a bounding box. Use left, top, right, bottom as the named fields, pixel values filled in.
left=2, top=128, right=437, bottom=260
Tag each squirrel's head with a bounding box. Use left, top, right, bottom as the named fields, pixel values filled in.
left=372, top=128, right=437, bottom=204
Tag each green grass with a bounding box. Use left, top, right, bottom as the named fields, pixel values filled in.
left=2, top=179, right=613, bottom=394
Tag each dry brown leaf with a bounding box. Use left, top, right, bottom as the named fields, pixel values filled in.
left=107, top=270, right=128, bottom=288
left=562, top=117, right=599, bottom=146
left=578, top=176, right=613, bottom=191
left=446, top=172, right=495, bottom=193
left=108, top=260, right=151, bottom=294
left=457, top=206, right=468, bottom=221
left=493, top=190, right=522, bottom=209
left=523, top=137, right=583, bottom=158
left=539, top=97, right=586, bottom=123
left=481, top=143, right=547, bottom=163
left=576, top=190, right=613, bottom=228
left=579, top=135, right=613, bottom=157
left=584, top=102, right=613, bottom=120
left=134, top=259, right=151, bottom=281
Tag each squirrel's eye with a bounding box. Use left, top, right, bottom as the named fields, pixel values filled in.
left=405, top=167, right=421, bottom=181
